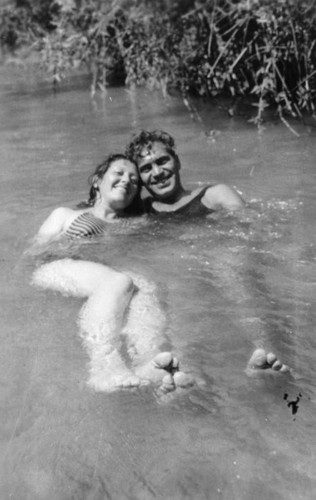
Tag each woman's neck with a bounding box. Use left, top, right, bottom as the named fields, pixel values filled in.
left=91, top=199, right=123, bottom=221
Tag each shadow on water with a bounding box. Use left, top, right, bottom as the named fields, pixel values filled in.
left=1, top=68, right=316, bottom=499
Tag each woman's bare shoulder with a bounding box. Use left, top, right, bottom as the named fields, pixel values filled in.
left=49, top=206, right=78, bottom=218
left=25, top=206, right=87, bottom=257
left=37, top=206, right=85, bottom=241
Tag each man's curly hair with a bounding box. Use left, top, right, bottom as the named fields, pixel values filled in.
left=125, top=130, right=180, bottom=167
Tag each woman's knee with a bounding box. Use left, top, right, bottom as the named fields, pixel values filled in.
left=113, top=272, right=134, bottom=295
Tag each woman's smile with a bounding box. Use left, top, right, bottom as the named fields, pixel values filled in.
left=97, top=159, right=140, bottom=211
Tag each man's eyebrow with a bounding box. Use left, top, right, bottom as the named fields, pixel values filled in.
left=156, top=155, right=170, bottom=162
left=138, top=154, right=170, bottom=170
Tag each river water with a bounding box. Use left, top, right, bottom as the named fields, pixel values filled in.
left=0, top=68, right=316, bottom=500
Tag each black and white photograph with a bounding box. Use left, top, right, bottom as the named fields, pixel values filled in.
left=0, top=1, right=315, bottom=498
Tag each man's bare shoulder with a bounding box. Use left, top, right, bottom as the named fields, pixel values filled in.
left=201, top=184, right=245, bottom=211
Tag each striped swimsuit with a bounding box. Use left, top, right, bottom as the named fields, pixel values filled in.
left=65, top=212, right=107, bottom=239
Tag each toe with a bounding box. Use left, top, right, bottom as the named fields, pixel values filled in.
left=248, top=348, right=268, bottom=368
left=267, top=352, right=277, bottom=365
left=174, top=371, right=195, bottom=388
left=280, top=364, right=290, bottom=373
left=272, top=360, right=282, bottom=371
left=153, top=352, right=173, bottom=369
left=172, top=356, right=180, bottom=371
left=161, top=373, right=175, bottom=393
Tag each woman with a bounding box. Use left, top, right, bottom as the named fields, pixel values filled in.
left=30, top=153, right=194, bottom=393
left=33, top=153, right=143, bottom=246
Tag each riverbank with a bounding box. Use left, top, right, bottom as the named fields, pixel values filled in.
left=1, top=0, right=315, bottom=127
left=2, top=57, right=316, bottom=139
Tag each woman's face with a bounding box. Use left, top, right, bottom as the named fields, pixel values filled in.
left=98, top=159, right=139, bottom=210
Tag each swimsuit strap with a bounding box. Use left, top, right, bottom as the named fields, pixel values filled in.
left=65, top=212, right=107, bottom=239
left=148, top=185, right=214, bottom=216
left=174, top=185, right=213, bottom=215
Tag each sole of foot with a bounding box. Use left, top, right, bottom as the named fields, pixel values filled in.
left=136, top=351, right=197, bottom=398
left=246, top=348, right=291, bottom=377
left=135, top=351, right=183, bottom=385
left=88, top=372, right=147, bottom=392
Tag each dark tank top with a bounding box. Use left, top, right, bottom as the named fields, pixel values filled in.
left=65, top=212, right=107, bottom=239
left=146, top=186, right=214, bottom=216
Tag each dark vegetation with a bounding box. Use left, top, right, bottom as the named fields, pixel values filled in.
left=1, top=0, right=315, bottom=126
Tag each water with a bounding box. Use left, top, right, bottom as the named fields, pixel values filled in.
left=1, top=68, right=316, bottom=500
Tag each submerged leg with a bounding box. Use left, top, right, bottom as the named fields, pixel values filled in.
left=123, top=273, right=195, bottom=391
left=123, top=274, right=166, bottom=362
left=32, top=259, right=143, bottom=392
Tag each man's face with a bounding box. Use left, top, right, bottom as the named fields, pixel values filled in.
left=137, top=141, right=181, bottom=200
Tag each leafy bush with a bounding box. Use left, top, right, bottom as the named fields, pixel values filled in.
left=1, top=0, right=315, bottom=124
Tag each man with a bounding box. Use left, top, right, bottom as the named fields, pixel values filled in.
left=125, top=129, right=244, bottom=214
left=126, top=129, right=291, bottom=375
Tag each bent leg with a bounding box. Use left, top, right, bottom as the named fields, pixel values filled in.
left=123, top=274, right=166, bottom=362
left=32, top=258, right=129, bottom=298
left=32, top=259, right=143, bottom=391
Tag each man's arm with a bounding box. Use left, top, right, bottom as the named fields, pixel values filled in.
left=201, top=184, right=245, bottom=211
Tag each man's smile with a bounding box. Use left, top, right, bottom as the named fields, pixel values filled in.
left=150, top=174, right=173, bottom=186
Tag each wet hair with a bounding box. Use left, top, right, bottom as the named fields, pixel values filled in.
left=125, top=130, right=181, bottom=170
left=78, top=153, right=144, bottom=215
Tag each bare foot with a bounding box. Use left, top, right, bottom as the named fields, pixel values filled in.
left=87, top=351, right=195, bottom=393
left=173, top=371, right=195, bottom=388
left=135, top=352, right=177, bottom=386
left=246, top=348, right=290, bottom=377
left=135, top=352, right=195, bottom=392
left=88, top=370, right=146, bottom=392
left=87, top=349, right=149, bottom=392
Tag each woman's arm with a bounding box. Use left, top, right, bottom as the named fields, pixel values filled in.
left=25, top=207, right=75, bottom=255
left=35, top=207, right=72, bottom=243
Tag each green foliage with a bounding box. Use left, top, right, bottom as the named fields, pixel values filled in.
left=1, top=0, right=315, bottom=124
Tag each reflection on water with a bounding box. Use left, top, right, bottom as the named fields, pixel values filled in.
left=1, top=68, right=316, bottom=500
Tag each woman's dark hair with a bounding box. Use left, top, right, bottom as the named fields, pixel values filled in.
left=125, top=130, right=181, bottom=170
left=78, top=153, right=144, bottom=215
